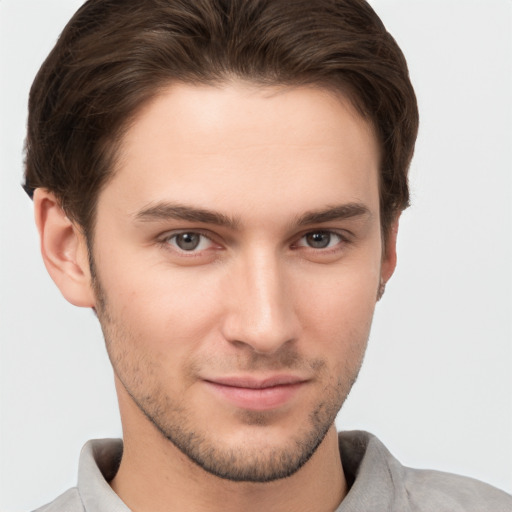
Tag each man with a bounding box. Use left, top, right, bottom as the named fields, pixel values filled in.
left=6, top=0, right=511, bottom=510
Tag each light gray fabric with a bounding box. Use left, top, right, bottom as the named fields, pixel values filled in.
left=33, top=431, right=512, bottom=511
left=335, top=432, right=512, bottom=512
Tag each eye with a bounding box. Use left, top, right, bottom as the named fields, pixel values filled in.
left=297, top=231, right=343, bottom=249
left=165, top=232, right=214, bottom=252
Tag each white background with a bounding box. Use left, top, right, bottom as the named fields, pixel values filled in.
left=1, top=1, right=511, bottom=510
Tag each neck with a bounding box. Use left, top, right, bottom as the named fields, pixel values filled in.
left=111, top=406, right=346, bottom=512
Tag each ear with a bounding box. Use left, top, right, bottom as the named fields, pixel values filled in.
left=33, top=189, right=95, bottom=308
left=380, top=215, right=400, bottom=287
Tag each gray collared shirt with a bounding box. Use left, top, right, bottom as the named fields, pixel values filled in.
left=34, top=431, right=512, bottom=511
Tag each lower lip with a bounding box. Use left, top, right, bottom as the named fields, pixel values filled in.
left=205, top=381, right=304, bottom=411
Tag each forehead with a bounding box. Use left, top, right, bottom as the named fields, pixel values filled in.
left=101, top=82, right=380, bottom=222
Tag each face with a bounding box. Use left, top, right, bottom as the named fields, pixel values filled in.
left=90, top=82, right=392, bottom=482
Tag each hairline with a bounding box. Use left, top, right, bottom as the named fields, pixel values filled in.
left=82, top=76, right=390, bottom=251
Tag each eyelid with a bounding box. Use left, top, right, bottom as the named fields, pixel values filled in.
left=293, top=228, right=350, bottom=245
left=158, top=229, right=222, bottom=254
left=297, top=231, right=341, bottom=247
left=157, top=227, right=352, bottom=256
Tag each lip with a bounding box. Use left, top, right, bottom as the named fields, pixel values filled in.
left=203, top=375, right=307, bottom=411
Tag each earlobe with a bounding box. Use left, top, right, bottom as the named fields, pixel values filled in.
left=379, top=216, right=400, bottom=299
left=34, top=189, right=95, bottom=308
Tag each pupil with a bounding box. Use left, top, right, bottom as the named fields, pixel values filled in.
left=177, top=233, right=200, bottom=251
left=307, top=232, right=330, bottom=248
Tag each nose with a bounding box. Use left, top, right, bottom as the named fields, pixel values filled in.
left=221, top=250, right=300, bottom=355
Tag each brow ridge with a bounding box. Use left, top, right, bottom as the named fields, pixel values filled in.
left=135, top=202, right=240, bottom=229
left=296, top=203, right=371, bottom=226
left=134, top=201, right=370, bottom=229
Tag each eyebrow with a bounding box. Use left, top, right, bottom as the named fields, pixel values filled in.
left=134, top=202, right=240, bottom=229
left=134, top=201, right=371, bottom=229
left=296, top=203, right=371, bottom=226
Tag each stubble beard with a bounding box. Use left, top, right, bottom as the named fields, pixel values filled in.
left=92, top=273, right=367, bottom=483
left=132, top=381, right=346, bottom=483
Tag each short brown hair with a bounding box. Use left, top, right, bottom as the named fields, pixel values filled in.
left=24, top=0, right=418, bottom=240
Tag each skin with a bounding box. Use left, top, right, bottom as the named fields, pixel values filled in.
left=35, top=82, right=398, bottom=512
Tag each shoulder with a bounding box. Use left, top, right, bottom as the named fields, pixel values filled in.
left=402, top=467, right=512, bottom=512
left=32, top=488, right=84, bottom=512
left=31, top=438, right=124, bottom=512
left=338, top=431, right=512, bottom=512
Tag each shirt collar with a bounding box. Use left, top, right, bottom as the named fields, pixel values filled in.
left=336, top=431, right=408, bottom=511
left=78, top=438, right=129, bottom=512
left=77, top=431, right=406, bottom=511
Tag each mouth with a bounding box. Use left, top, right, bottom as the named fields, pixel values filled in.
left=203, top=375, right=308, bottom=411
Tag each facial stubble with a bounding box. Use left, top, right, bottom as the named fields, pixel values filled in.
left=92, top=270, right=368, bottom=483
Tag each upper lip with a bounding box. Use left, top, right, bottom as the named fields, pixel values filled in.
left=204, top=375, right=308, bottom=389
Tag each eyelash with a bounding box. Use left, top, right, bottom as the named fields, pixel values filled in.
left=293, top=231, right=348, bottom=252
left=158, top=230, right=219, bottom=256
left=158, top=229, right=350, bottom=256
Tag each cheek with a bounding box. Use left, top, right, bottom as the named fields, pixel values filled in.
left=298, top=256, right=380, bottom=318
left=295, top=262, right=379, bottom=357
left=97, top=252, right=225, bottom=359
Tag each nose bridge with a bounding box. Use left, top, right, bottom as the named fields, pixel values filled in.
left=223, top=246, right=298, bottom=353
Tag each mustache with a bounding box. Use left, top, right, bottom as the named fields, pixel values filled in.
left=190, top=348, right=326, bottom=374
